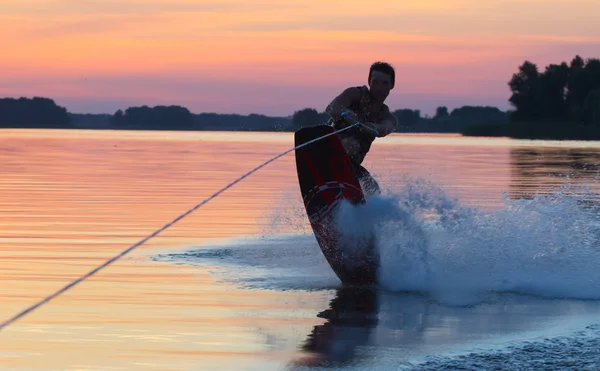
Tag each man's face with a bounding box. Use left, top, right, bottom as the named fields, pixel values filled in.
left=368, top=70, right=393, bottom=102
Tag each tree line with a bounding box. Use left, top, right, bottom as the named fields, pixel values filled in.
left=0, top=98, right=510, bottom=133
left=289, top=105, right=509, bottom=133
left=0, top=101, right=292, bottom=131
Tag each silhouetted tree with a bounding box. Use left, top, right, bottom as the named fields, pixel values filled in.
left=566, top=55, right=587, bottom=119
left=434, top=106, right=449, bottom=119
left=192, top=112, right=289, bottom=131
left=535, top=62, right=570, bottom=119
left=111, top=105, right=193, bottom=130
left=450, top=106, right=508, bottom=125
left=508, top=55, right=600, bottom=123
left=393, top=109, right=421, bottom=126
left=583, top=88, right=600, bottom=126
left=292, top=108, right=328, bottom=129
left=508, top=61, right=540, bottom=121
left=0, top=97, right=71, bottom=128
left=68, top=113, right=112, bottom=128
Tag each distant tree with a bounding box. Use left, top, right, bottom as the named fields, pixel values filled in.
left=566, top=55, right=587, bottom=119
left=450, top=106, right=508, bottom=125
left=291, top=108, right=328, bottom=129
left=508, top=61, right=540, bottom=121
left=190, top=112, right=291, bottom=131
left=111, top=109, right=125, bottom=127
left=434, top=106, right=449, bottom=119
left=68, top=113, right=112, bottom=128
left=535, top=62, right=570, bottom=119
left=0, top=97, right=71, bottom=128
left=582, top=88, right=600, bottom=125
left=392, top=109, right=421, bottom=128
left=111, top=105, right=193, bottom=130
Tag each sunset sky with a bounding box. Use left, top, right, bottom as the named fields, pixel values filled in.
left=1, top=0, right=598, bottom=116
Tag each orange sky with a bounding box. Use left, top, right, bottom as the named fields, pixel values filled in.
left=1, top=0, right=598, bottom=115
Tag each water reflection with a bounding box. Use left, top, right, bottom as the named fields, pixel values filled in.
left=297, top=286, right=379, bottom=367
left=290, top=287, right=600, bottom=369
left=509, top=148, right=600, bottom=201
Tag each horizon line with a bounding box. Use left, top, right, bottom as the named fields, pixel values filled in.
left=1, top=94, right=511, bottom=118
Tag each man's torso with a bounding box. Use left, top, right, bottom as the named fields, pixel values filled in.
left=329, top=85, right=388, bottom=165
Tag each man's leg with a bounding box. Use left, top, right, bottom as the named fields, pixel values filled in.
left=352, top=163, right=381, bottom=197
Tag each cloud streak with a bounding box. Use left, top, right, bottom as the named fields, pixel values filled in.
left=0, top=0, right=300, bottom=15
left=229, top=8, right=598, bottom=39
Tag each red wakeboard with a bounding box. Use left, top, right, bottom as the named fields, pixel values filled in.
left=294, top=125, right=378, bottom=285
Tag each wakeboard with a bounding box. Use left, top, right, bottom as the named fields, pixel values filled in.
left=294, top=125, right=378, bottom=285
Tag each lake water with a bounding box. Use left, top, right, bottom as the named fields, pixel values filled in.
left=2, top=129, right=600, bottom=370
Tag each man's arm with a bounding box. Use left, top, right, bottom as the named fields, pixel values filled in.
left=371, top=108, right=398, bottom=137
left=325, top=87, right=362, bottom=119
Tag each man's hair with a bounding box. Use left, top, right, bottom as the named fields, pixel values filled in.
left=368, top=61, right=395, bottom=88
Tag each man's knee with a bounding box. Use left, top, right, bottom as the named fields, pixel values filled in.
left=360, top=175, right=380, bottom=197
left=355, top=166, right=380, bottom=197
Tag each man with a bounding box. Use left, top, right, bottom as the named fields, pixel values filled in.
left=325, top=61, right=398, bottom=197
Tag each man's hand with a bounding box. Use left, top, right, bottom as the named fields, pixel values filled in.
left=341, top=109, right=360, bottom=125
left=367, top=111, right=398, bottom=137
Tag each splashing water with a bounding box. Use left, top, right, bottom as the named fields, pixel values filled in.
left=327, top=176, right=600, bottom=305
